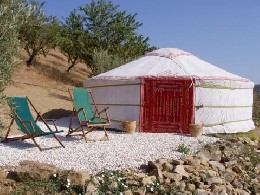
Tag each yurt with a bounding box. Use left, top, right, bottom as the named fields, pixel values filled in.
left=84, top=48, right=255, bottom=134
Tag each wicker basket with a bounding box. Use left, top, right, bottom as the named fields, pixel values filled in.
left=122, top=121, right=136, bottom=134
left=189, top=124, right=203, bottom=137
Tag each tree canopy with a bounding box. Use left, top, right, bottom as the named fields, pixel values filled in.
left=80, top=0, right=154, bottom=60
left=0, top=0, right=27, bottom=95
left=58, top=10, right=92, bottom=72
left=1, top=0, right=155, bottom=78
left=58, top=0, right=155, bottom=74
left=0, top=0, right=29, bottom=126
left=19, top=0, right=60, bottom=66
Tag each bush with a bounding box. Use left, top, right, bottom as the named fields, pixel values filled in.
left=177, top=144, right=190, bottom=154
left=91, top=49, right=130, bottom=76
left=253, top=93, right=260, bottom=126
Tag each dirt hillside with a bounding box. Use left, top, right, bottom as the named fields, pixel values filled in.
left=1, top=49, right=90, bottom=134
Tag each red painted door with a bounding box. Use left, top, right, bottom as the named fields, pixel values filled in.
left=141, top=78, right=194, bottom=134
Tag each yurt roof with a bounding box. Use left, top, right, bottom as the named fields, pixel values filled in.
left=91, top=48, right=251, bottom=84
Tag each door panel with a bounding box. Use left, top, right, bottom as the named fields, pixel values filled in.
left=141, top=79, right=193, bottom=133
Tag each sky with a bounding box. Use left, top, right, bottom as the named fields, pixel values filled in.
left=38, top=0, right=260, bottom=84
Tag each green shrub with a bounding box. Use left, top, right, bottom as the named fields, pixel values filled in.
left=177, top=144, right=190, bottom=154
left=91, top=49, right=130, bottom=76
left=253, top=93, right=260, bottom=126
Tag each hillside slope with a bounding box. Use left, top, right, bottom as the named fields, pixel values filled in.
left=254, top=84, right=260, bottom=94
left=1, top=49, right=90, bottom=133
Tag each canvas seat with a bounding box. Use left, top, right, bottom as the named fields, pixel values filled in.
left=68, top=87, right=111, bottom=141
left=1, top=97, right=65, bottom=151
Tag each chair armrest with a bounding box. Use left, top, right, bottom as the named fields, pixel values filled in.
left=43, top=119, right=59, bottom=132
left=35, top=117, right=59, bottom=132
left=98, top=107, right=109, bottom=115
left=71, top=108, right=84, bottom=115
left=44, top=119, right=57, bottom=122
left=80, top=121, right=90, bottom=126
left=96, top=107, right=110, bottom=123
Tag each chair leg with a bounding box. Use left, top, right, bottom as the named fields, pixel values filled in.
left=68, top=124, right=109, bottom=142
left=30, top=137, right=42, bottom=151
left=83, top=127, right=96, bottom=142
left=52, top=133, right=65, bottom=148
left=2, top=118, right=15, bottom=142
left=82, top=132, right=87, bottom=142
left=67, top=113, right=75, bottom=136
left=103, top=126, right=109, bottom=141
left=67, top=129, right=72, bottom=137
left=83, top=127, right=109, bottom=141
left=72, top=125, right=87, bottom=141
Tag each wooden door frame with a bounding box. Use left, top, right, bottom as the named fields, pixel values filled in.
left=140, top=77, right=194, bottom=134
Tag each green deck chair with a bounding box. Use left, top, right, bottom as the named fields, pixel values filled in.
left=68, top=88, right=111, bottom=141
left=1, top=97, right=65, bottom=151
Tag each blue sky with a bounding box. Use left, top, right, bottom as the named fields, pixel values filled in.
left=38, top=0, right=260, bottom=84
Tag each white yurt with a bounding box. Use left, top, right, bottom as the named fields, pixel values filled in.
left=84, top=48, right=255, bottom=134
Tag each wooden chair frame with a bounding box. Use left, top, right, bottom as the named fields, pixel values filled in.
left=68, top=88, right=111, bottom=142
left=1, top=97, right=65, bottom=151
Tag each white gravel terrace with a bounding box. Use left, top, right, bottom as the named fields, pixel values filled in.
left=0, top=117, right=218, bottom=174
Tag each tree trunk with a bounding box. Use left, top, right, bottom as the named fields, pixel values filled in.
left=26, top=52, right=37, bottom=67
left=66, top=60, right=76, bottom=72
left=66, top=64, right=75, bottom=72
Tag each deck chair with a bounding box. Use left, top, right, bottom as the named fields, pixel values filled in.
left=1, top=97, right=65, bottom=151
left=68, top=88, right=111, bottom=142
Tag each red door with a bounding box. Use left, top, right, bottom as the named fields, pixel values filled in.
left=141, top=78, right=194, bottom=134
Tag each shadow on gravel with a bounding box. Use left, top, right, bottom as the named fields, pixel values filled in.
left=1, top=140, right=36, bottom=150
left=42, top=109, right=72, bottom=119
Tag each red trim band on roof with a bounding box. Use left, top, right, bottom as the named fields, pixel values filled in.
left=145, top=51, right=193, bottom=59
left=91, top=75, right=252, bottom=83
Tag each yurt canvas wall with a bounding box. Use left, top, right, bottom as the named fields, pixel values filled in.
left=194, top=78, right=254, bottom=134
left=84, top=48, right=255, bottom=134
left=85, top=79, right=142, bottom=131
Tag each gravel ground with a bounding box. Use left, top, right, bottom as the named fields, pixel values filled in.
left=0, top=117, right=218, bottom=173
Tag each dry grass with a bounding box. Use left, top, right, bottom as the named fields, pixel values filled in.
left=33, top=61, right=83, bottom=87
left=211, top=128, right=260, bottom=142
left=19, top=49, right=91, bottom=87
left=0, top=49, right=90, bottom=134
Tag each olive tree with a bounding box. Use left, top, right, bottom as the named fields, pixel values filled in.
left=58, top=10, right=92, bottom=72
left=60, top=0, right=154, bottom=75
left=19, top=0, right=60, bottom=66
left=80, top=0, right=154, bottom=59
left=0, top=0, right=28, bottom=127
